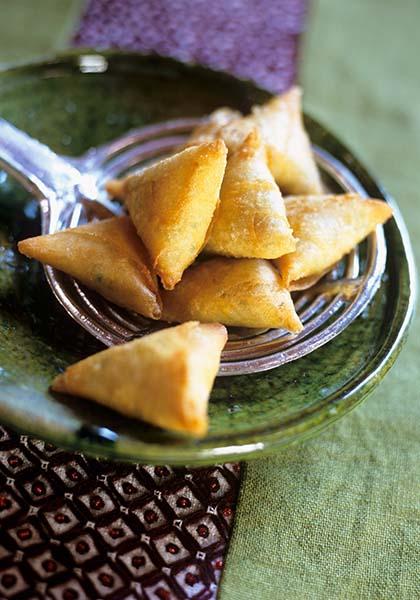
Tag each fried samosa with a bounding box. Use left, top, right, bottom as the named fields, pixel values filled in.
left=274, top=194, right=393, bottom=287
left=187, top=107, right=242, bottom=146
left=187, top=87, right=322, bottom=195
left=205, top=130, right=295, bottom=258
left=106, top=178, right=125, bottom=200
left=187, top=107, right=249, bottom=151
left=249, top=87, right=322, bottom=194
left=18, top=216, right=162, bottom=319
left=162, top=257, right=302, bottom=332
left=123, top=139, right=227, bottom=289
left=52, top=321, right=227, bottom=436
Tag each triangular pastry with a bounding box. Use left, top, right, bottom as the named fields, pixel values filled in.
left=123, top=139, right=227, bottom=289
left=106, top=179, right=125, bottom=200
left=187, top=107, right=248, bottom=151
left=288, top=269, right=331, bottom=292
left=249, top=87, right=322, bottom=194
left=188, top=87, right=322, bottom=195
left=274, top=194, right=393, bottom=286
left=52, top=321, right=227, bottom=436
left=106, top=111, right=238, bottom=201
left=162, top=257, right=302, bottom=332
left=187, top=107, right=242, bottom=146
left=206, top=129, right=295, bottom=258
left=18, top=216, right=162, bottom=318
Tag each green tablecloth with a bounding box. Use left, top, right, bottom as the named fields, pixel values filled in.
left=0, top=0, right=84, bottom=68
left=221, top=2, right=419, bottom=598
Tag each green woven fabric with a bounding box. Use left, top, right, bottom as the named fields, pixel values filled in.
left=220, top=2, right=420, bottom=599
left=0, top=0, right=84, bottom=67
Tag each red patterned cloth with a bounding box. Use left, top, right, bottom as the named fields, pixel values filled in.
left=0, top=2, right=306, bottom=598
left=0, top=426, right=240, bottom=599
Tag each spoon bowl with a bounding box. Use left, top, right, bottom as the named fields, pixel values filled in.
left=0, top=114, right=387, bottom=375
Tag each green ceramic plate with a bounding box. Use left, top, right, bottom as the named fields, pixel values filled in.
left=0, top=51, right=415, bottom=465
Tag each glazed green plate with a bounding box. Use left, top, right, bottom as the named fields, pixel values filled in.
left=0, top=52, right=415, bottom=465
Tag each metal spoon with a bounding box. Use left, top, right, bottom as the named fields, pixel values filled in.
left=0, top=118, right=386, bottom=375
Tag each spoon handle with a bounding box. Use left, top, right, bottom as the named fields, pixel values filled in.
left=0, top=118, right=81, bottom=198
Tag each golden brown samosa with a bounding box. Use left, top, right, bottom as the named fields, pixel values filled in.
left=274, top=194, right=393, bottom=287
left=18, top=216, right=162, bottom=319
left=205, top=130, right=295, bottom=258
left=188, top=87, right=322, bottom=195
left=249, top=87, right=322, bottom=194
left=106, top=178, right=125, bottom=200
left=187, top=107, right=248, bottom=151
left=162, top=257, right=302, bottom=332
left=51, top=322, right=227, bottom=436
left=123, top=139, right=227, bottom=289
left=288, top=270, right=331, bottom=292
left=187, top=107, right=242, bottom=147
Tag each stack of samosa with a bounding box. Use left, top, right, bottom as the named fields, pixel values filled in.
left=19, top=87, right=392, bottom=435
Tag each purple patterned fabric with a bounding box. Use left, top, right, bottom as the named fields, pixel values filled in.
left=0, top=426, right=240, bottom=599
left=73, top=0, right=308, bottom=93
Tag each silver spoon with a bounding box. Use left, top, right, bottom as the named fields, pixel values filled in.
left=0, top=115, right=199, bottom=340
left=0, top=118, right=386, bottom=375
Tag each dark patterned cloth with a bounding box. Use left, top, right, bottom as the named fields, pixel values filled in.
left=0, top=1, right=305, bottom=598
left=0, top=426, right=240, bottom=599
